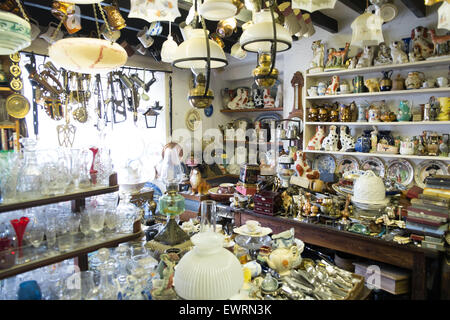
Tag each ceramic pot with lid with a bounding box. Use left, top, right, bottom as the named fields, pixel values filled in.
left=405, top=71, right=424, bottom=90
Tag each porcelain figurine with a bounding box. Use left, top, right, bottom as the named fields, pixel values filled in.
left=317, top=82, right=327, bottom=96
left=370, top=127, right=378, bottom=153
left=189, top=168, right=202, bottom=194
left=439, top=134, right=449, bottom=157
left=397, top=100, right=412, bottom=121
left=428, top=29, right=450, bottom=57
left=272, top=228, right=295, bottom=249
left=252, top=87, right=264, bottom=108
left=411, top=26, right=434, bottom=59
left=408, top=46, right=425, bottom=62
left=356, top=45, right=375, bottom=68
left=355, top=130, right=372, bottom=153
left=308, top=40, right=325, bottom=73
left=374, top=42, right=393, bottom=65
left=307, top=86, right=318, bottom=97
left=266, top=245, right=300, bottom=276
left=263, top=88, right=275, bottom=108
left=325, top=43, right=350, bottom=70
left=293, top=151, right=320, bottom=180
left=326, top=75, right=339, bottom=95
left=321, top=125, right=339, bottom=151
left=340, top=125, right=355, bottom=152
left=365, top=78, right=380, bottom=92
left=400, top=138, right=415, bottom=155
left=227, top=88, right=249, bottom=109
left=307, top=106, right=319, bottom=121
left=390, top=41, right=409, bottom=64
left=307, top=126, right=326, bottom=150
left=348, top=56, right=358, bottom=69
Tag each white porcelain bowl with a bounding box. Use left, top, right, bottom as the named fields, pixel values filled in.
left=0, top=10, right=31, bottom=55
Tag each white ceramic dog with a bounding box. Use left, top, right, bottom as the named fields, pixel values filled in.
left=390, top=41, right=409, bottom=64
left=340, top=126, right=355, bottom=152
left=321, top=125, right=339, bottom=151
left=356, top=46, right=375, bottom=68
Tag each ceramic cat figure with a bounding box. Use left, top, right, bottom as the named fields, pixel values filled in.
left=307, top=126, right=326, bottom=150
left=321, top=125, right=339, bottom=151
left=340, top=125, right=355, bottom=152
left=390, top=41, right=409, bottom=64
left=356, top=46, right=375, bottom=68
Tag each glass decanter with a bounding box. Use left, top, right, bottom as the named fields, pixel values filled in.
left=116, top=194, right=139, bottom=234
left=17, top=138, right=41, bottom=200
left=97, top=261, right=118, bottom=300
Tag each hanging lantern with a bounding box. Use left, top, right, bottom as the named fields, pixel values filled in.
left=350, top=9, right=384, bottom=48
left=438, top=1, right=450, bottom=30
left=425, top=0, right=450, bottom=5
left=143, top=109, right=159, bottom=128
left=128, top=0, right=181, bottom=23
left=188, top=73, right=214, bottom=109
left=0, top=8, right=31, bottom=55
left=199, top=0, right=237, bottom=21
left=291, top=0, right=337, bottom=12
left=252, top=53, right=279, bottom=88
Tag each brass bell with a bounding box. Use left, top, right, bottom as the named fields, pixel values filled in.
left=188, top=73, right=214, bottom=109
left=252, top=53, right=279, bottom=88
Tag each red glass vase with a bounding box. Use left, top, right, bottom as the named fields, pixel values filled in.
left=10, top=217, right=30, bottom=258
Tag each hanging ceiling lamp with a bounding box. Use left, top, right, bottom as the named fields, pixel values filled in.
left=0, top=0, right=31, bottom=55
left=240, top=9, right=292, bottom=53
left=161, top=22, right=179, bottom=63
left=438, top=1, right=450, bottom=30
left=49, top=3, right=127, bottom=74
left=199, top=0, right=237, bottom=21
left=350, top=5, right=384, bottom=48
left=128, top=0, right=181, bottom=22
left=66, top=0, right=101, bottom=3
left=291, top=0, right=337, bottom=12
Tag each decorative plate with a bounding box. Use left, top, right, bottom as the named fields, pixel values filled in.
left=336, top=156, right=359, bottom=176
left=414, top=160, right=448, bottom=189
left=313, top=154, right=336, bottom=175
left=386, top=159, right=414, bottom=187
left=360, top=157, right=385, bottom=178
left=204, top=104, right=213, bottom=117
left=380, top=3, right=398, bottom=23
left=185, top=108, right=201, bottom=131
left=255, top=112, right=282, bottom=123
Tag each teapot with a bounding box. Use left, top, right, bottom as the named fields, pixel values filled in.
left=266, top=245, right=300, bottom=276
left=379, top=70, right=393, bottom=91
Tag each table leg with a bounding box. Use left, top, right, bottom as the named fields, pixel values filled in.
left=411, top=252, right=426, bottom=300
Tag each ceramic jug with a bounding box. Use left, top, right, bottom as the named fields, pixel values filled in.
left=397, top=100, right=412, bottom=121
left=317, top=82, right=327, bottom=96
left=266, top=245, right=300, bottom=276
left=437, top=97, right=449, bottom=121
left=405, top=71, right=424, bottom=90
left=400, top=138, right=415, bottom=155
left=392, top=74, right=405, bottom=90
left=368, top=105, right=381, bottom=122
left=379, top=70, right=393, bottom=91
left=355, top=130, right=372, bottom=153
left=272, top=228, right=295, bottom=249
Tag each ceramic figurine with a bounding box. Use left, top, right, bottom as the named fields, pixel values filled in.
left=307, top=106, right=319, bottom=121
left=325, top=43, right=350, bottom=70
left=189, top=168, right=202, bottom=194
left=408, top=46, right=425, bottom=62
left=227, top=88, right=248, bottom=109
left=275, top=82, right=283, bottom=108
left=356, top=45, right=375, bottom=68
left=263, top=88, right=275, bottom=108
left=397, top=100, right=412, bottom=121
left=405, top=71, right=424, bottom=90
left=326, top=76, right=339, bottom=95
left=379, top=70, right=393, bottom=91
left=355, top=130, right=372, bottom=153
left=428, top=29, right=450, bottom=57
left=365, top=78, right=380, bottom=92
left=370, top=127, right=378, bottom=152
left=151, top=253, right=177, bottom=299
left=390, top=41, right=409, bottom=64
left=252, top=87, right=264, bottom=108
left=339, top=103, right=351, bottom=122
left=293, top=151, right=320, bottom=179
left=348, top=56, right=358, bottom=69
left=411, top=26, right=434, bottom=59
left=308, top=40, right=325, bottom=73
left=307, top=86, right=318, bottom=97
left=439, top=134, right=449, bottom=157
left=374, top=42, right=393, bottom=65
left=318, top=107, right=329, bottom=122
left=317, top=82, right=327, bottom=96
left=340, top=125, right=355, bottom=152
left=307, top=126, right=326, bottom=150
left=321, top=125, right=339, bottom=151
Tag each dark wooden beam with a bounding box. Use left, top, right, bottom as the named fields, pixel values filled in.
left=338, top=0, right=366, bottom=14
left=310, top=11, right=338, bottom=33
left=400, top=0, right=427, bottom=18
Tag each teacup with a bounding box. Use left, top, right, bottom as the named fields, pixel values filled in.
left=137, top=26, right=154, bottom=48
left=136, top=43, right=148, bottom=56
left=40, top=22, right=63, bottom=44
left=100, top=23, right=121, bottom=42
left=307, top=86, right=318, bottom=96
left=148, top=21, right=163, bottom=36
left=231, top=42, right=247, bottom=60
left=246, top=220, right=260, bottom=232
left=436, top=77, right=448, bottom=88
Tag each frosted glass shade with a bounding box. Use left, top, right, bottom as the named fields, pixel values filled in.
left=0, top=11, right=31, bottom=55
left=351, top=12, right=384, bottom=48
left=128, top=0, right=181, bottom=22
left=240, top=9, right=292, bottom=53
left=49, top=38, right=127, bottom=74
left=291, top=0, right=337, bottom=12
left=438, top=1, right=450, bottom=30
left=199, top=0, right=237, bottom=21
left=173, top=232, right=244, bottom=300
left=161, top=35, right=178, bottom=63
left=172, top=29, right=227, bottom=69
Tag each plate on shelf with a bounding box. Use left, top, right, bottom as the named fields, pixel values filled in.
left=360, top=157, right=386, bottom=178
left=255, top=112, right=282, bottom=122
left=386, top=159, right=414, bottom=187
left=313, top=154, right=336, bottom=175
left=332, top=183, right=353, bottom=196
left=414, top=160, right=449, bottom=189
left=336, top=156, right=359, bottom=176
left=185, top=108, right=201, bottom=131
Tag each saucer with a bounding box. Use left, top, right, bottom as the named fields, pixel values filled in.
left=233, top=225, right=272, bottom=237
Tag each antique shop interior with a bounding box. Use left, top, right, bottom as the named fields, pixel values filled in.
left=0, top=0, right=449, bottom=301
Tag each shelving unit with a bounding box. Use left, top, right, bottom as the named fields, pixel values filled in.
left=221, top=107, right=283, bottom=113
left=303, top=149, right=450, bottom=161
left=305, top=121, right=450, bottom=126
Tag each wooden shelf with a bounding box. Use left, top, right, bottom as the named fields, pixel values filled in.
left=305, top=57, right=450, bottom=78
left=305, top=121, right=450, bottom=126
left=0, top=231, right=143, bottom=280
left=305, top=87, right=450, bottom=100
left=303, top=149, right=450, bottom=161
left=0, top=185, right=119, bottom=213
left=221, top=107, right=283, bottom=113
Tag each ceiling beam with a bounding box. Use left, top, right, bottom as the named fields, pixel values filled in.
left=310, top=11, right=338, bottom=33
left=338, top=0, right=365, bottom=14
left=399, top=0, right=427, bottom=17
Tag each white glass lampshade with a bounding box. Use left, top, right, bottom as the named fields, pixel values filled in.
left=159, top=145, right=184, bottom=184
left=291, top=0, right=337, bottom=12
left=438, top=1, right=450, bottom=30
left=173, top=231, right=244, bottom=300
left=351, top=11, right=384, bottom=48
left=161, top=35, right=179, bottom=63
left=172, top=29, right=227, bottom=69
left=199, top=0, right=237, bottom=21
left=0, top=11, right=31, bottom=55
left=240, top=9, right=292, bottom=53
left=128, top=0, right=181, bottom=22
left=49, top=38, right=127, bottom=74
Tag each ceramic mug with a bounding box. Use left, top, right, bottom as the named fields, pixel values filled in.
left=436, top=77, right=448, bottom=88
left=340, top=83, right=350, bottom=94
left=148, top=21, right=163, bottom=36
left=39, top=22, right=63, bottom=43
left=422, top=78, right=435, bottom=88
left=137, top=26, right=154, bottom=48
left=231, top=42, right=247, bottom=60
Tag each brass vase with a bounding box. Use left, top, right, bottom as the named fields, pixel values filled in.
left=252, top=53, right=279, bottom=88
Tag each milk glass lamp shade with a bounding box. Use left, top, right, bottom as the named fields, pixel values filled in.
left=173, top=231, right=244, bottom=300
left=198, top=0, right=237, bottom=21
left=128, top=0, right=181, bottom=22
left=291, top=0, right=337, bottom=12
left=351, top=12, right=384, bottom=48
left=172, top=29, right=228, bottom=69
left=0, top=10, right=31, bottom=55
left=161, top=35, right=179, bottom=63
left=438, top=1, right=450, bottom=30
left=240, top=9, right=292, bottom=53
left=49, top=38, right=127, bottom=74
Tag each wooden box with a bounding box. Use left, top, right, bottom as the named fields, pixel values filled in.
left=353, top=261, right=410, bottom=295
left=253, top=191, right=281, bottom=216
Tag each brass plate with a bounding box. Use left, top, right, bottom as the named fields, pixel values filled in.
left=5, top=93, right=30, bottom=119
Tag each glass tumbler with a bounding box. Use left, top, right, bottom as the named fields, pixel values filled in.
left=89, top=207, right=106, bottom=238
